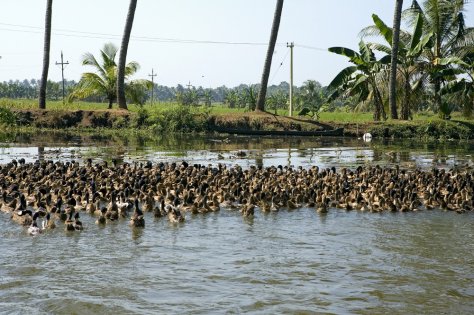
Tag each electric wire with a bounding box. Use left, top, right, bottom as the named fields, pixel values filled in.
left=269, top=48, right=291, bottom=85
left=0, top=22, right=285, bottom=47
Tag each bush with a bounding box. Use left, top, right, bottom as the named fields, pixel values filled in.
left=146, top=105, right=206, bottom=133
left=0, top=107, right=17, bottom=125
left=133, top=107, right=150, bottom=128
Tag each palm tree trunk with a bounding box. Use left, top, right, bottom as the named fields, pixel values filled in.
left=39, top=0, right=53, bottom=110
left=256, top=0, right=284, bottom=112
left=401, top=72, right=411, bottom=120
left=389, top=0, right=403, bottom=119
left=117, top=0, right=137, bottom=110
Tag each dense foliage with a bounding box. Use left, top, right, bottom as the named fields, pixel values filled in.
left=328, top=0, right=474, bottom=121
left=0, top=79, right=329, bottom=114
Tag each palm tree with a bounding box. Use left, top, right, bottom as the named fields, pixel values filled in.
left=407, top=0, right=473, bottom=112
left=256, top=0, right=284, bottom=112
left=441, top=53, right=474, bottom=116
left=69, top=43, right=150, bottom=108
left=297, top=80, right=326, bottom=119
left=39, top=0, right=53, bottom=109
left=117, top=0, right=138, bottom=110
left=363, top=13, right=433, bottom=120
left=389, top=0, right=404, bottom=119
left=328, top=41, right=389, bottom=121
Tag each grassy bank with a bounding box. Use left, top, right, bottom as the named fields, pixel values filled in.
left=1, top=98, right=474, bottom=139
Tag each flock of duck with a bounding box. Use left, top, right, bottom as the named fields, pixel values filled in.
left=0, top=158, right=472, bottom=236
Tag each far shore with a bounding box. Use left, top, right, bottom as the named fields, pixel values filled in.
left=1, top=104, right=474, bottom=140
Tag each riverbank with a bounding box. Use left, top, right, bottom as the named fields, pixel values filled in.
left=4, top=107, right=474, bottom=140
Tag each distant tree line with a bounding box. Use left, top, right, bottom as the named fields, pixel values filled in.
left=1, top=79, right=332, bottom=114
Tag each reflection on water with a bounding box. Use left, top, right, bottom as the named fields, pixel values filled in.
left=0, top=131, right=473, bottom=314
left=0, top=131, right=473, bottom=170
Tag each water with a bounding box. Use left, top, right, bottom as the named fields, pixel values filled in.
left=0, top=132, right=474, bottom=314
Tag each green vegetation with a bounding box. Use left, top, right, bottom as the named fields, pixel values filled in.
left=328, top=0, right=474, bottom=121
left=2, top=97, right=474, bottom=139
left=68, top=43, right=151, bottom=108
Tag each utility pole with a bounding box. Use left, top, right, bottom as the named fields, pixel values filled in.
left=148, top=68, right=157, bottom=104
left=186, top=81, right=192, bottom=90
left=287, top=42, right=294, bottom=117
left=55, top=51, right=69, bottom=103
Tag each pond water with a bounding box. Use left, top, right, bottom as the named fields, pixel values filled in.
left=0, top=132, right=473, bottom=314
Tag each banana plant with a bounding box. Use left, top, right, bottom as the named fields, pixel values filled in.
left=328, top=40, right=389, bottom=121
left=364, top=13, right=433, bottom=119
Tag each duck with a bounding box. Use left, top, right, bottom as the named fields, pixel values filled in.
left=130, top=199, right=145, bottom=228
left=73, top=212, right=83, bottom=231
left=207, top=195, right=220, bottom=212
left=1, top=192, right=18, bottom=213
left=86, top=195, right=99, bottom=215
left=153, top=203, right=165, bottom=218
left=95, top=207, right=107, bottom=225
left=28, top=212, right=42, bottom=236
left=240, top=203, right=255, bottom=218
left=11, top=209, right=33, bottom=226
left=270, top=197, right=279, bottom=212
left=168, top=205, right=185, bottom=223
left=64, top=212, right=75, bottom=231
left=42, top=213, right=56, bottom=230
left=316, top=201, right=328, bottom=214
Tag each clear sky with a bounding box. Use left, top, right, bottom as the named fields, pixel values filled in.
left=0, top=0, right=471, bottom=88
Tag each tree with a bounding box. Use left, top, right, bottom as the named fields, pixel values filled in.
left=441, top=53, right=474, bottom=116
left=297, top=80, right=326, bottom=119
left=389, top=0, right=403, bottom=119
left=240, top=85, right=259, bottom=110
left=266, top=90, right=288, bottom=114
left=224, top=90, right=239, bottom=108
left=363, top=13, right=433, bottom=120
left=407, top=0, right=473, bottom=112
left=39, top=0, right=53, bottom=109
left=256, top=0, right=284, bottom=112
left=69, top=43, right=150, bottom=108
left=117, top=0, right=138, bottom=110
left=328, top=41, right=389, bottom=121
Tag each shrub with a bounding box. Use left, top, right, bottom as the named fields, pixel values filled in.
left=0, top=107, right=17, bottom=125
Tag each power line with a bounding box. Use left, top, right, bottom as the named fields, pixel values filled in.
left=0, top=22, right=330, bottom=51
left=296, top=44, right=327, bottom=52
left=269, top=48, right=291, bottom=85
left=0, top=23, right=286, bottom=47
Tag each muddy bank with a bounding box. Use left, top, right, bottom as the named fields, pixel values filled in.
left=9, top=109, right=474, bottom=139
left=14, top=109, right=131, bottom=128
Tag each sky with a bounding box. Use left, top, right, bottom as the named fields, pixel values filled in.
left=0, top=0, right=472, bottom=88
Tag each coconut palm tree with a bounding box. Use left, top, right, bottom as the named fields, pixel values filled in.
left=362, top=13, right=433, bottom=120
left=441, top=52, right=474, bottom=116
left=39, top=0, right=53, bottom=109
left=389, top=0, right=404, bottom=119
left=256, top=0, right=284, bottom=112
left=407, top=0, right=473, bottom=112
left=69, top=43, right=151, bottom=108
left=117, top=0, right=138, bottom=110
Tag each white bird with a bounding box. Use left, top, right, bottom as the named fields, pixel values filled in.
left=28, top=212, right=42, bottom=236
left=362, top=133, right=372, bottom=142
